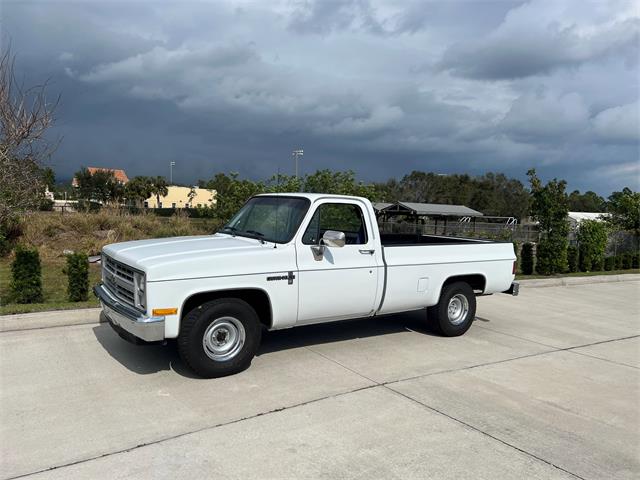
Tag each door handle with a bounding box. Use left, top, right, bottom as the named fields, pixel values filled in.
left=359, top=249, right=375, bottom=255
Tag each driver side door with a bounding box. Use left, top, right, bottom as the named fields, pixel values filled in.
left=295, top=200, right=380, bottom=324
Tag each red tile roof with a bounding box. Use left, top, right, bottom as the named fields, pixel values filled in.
left=72, top=167, right=129, bottom=186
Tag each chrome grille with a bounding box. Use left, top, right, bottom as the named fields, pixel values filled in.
left=102, top=255, right=137, bottom=307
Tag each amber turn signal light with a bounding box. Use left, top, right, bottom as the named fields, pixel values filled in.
left=152, top=308, right=178, bottom=316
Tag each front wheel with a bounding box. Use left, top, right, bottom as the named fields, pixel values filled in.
left=427, top=282, right=476, bottom=337
left=178, top=298, right=262, bottom=378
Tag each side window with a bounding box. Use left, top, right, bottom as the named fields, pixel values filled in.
left=302, top=203, right=368, bottom=245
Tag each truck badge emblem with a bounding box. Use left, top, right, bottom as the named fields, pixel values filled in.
left=266, top=271, right=295, bottom=285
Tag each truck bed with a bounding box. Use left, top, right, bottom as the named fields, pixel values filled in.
left=377, top=234, right=515, bottom=316
left=380, top=233, right=495, bottom=246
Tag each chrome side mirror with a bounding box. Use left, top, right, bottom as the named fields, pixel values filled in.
left=322, top=230, right=346, bottom=248
left=311, top=230, right=346, bottom=260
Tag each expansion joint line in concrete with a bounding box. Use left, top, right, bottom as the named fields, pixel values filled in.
left=385, top=387, right=587, bottom=480
left=8, top=334, right=636, bottom=479
left=306, top=337, right=640, bottom=480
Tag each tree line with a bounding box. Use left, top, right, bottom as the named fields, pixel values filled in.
left=45, top=166, right=620, bottom=223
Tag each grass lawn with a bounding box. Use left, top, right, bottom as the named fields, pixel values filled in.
left=516, top=269, right=639, bottom=280
left=0, top=258, right=101, bottom=315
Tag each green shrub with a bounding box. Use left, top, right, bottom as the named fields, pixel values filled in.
left=604, top=257, right=614, bottom=271
left=10, top=246, right=44, bottom=303
left=535, top=235, right=568, bottom=275
left=0, top=217, right=22, bottom=257
left=567, top=245, right=579, bottom=273
left=621, top=253, right=632, bottom=269
left=614, top=255, right=624, bottom=270
left=65, top=253, right=89, bottom=302
left=632, top=253, right=639, bottom=269
left=77, top=200, right=102, bottom=212
left=592, top=256, right=604, bottom=271
left=39, top=198, right=54, bottom=211
left=521, top=243, right=534, bottom=275
left=576, top=220, right=607, bottom=272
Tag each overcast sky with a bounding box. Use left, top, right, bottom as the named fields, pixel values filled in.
left=2, top=0, right=639, bottom=194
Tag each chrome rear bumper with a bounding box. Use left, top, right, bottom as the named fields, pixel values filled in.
left=94, top=284, right=165, bottom=342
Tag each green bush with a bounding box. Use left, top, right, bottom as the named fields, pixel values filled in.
left=621, top=253, right=632, bottom=269
left=535, top=235, right=568, bottom=275
left=576, top=220, right=607, bottom=272
left=592, top=256, right=604, bottom=271
left=39, top=198, right=54, bottom=211
left=604, top=257, right=614, bottom=271
left=0, top=217, right=22, bottom=257
left=10, top=246, right=44, bottom=303
left=77, top=200, right=102, bottom=212
left=632, top=253, right=639, bottom=269
left=567, top=245, right=579, bottom=272
left=614, top=255, right=624, bottom=270
left=65, top=253, right=89, bottom=302
left=520, top=243, right=534, bottom=275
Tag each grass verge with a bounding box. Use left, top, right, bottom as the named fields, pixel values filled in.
left=0, top=258, right=102, bottom=315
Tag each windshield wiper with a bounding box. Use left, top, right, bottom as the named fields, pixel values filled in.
left=220, top=226, right=237, bottom=236
left=243, top=230, right=266, bottom=244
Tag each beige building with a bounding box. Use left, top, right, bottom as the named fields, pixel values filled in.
left=145, top=186, right=216, bottom=209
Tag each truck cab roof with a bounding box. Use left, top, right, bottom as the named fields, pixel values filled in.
left=255, top=192, right=371, bottom=203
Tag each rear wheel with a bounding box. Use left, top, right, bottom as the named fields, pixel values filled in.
left=178, top=298, right=262, bottom=378
left=427, top=282, right=476, bottom=336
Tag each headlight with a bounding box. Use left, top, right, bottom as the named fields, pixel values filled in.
left=133, top=271, right=146, bottom=311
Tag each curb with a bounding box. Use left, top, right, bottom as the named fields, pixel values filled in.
left=518, top=273, right=640, bottom=288
left=0, top=308, right=104, bottom=333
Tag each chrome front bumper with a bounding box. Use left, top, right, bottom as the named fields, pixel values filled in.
left=94, top=284, right=165, bottom=342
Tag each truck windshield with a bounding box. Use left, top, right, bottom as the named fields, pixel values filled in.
left=220, top=196, right=310, bottom=244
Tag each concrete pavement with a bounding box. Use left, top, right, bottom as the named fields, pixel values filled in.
left=1, top=281, right=639, bottom=479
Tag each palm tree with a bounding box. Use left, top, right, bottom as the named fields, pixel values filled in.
left=151, top=176, right=169, bottom=207
left=125, top=176, right=154, bottom=207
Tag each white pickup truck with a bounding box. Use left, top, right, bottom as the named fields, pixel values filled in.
left=95, top=193, right=518, bottom=377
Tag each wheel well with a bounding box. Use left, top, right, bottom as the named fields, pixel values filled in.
left=441, top=274, right=486, bottom=295
left=181, top=289, right=273, bottom=330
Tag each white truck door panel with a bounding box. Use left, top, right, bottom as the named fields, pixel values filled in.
left=296, top=200, right=379, bottom=324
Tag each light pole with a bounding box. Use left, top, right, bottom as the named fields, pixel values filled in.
left=292, top=149, right=303, bottom=179
left=169, top=161, right=176, bottom=184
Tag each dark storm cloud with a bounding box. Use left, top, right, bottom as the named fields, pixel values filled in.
left=440, top=14, right=639, bottom=80
left=288, top=0, right=385, bottom=35
left=1, top=0, right=638, bottom=194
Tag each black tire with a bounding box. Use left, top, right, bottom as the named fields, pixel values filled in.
left=427, top=282, right=476, bottom=337
left=178, top=298, right=262, bottom=378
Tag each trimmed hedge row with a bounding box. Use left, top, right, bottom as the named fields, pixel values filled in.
left=9, top=247, right=90, bottom=304
left=10, top=246, right=44, bottom=303
left=64, top=253, right=89, bottom=302
left=519, top=242, right=638, bottom=276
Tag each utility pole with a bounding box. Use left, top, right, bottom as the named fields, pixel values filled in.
left=292, top=149, right=303, bottom=179
left=169, top=161, right=176, bottom=184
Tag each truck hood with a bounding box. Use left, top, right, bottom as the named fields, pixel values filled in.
left=102, top=233, right=290, bottom=282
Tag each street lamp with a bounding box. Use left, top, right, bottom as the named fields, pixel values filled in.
left=292, top=149, right=303, bottom=179
left=170, top=161, right=176, bottom=184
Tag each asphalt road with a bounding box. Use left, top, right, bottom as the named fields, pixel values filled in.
left=1, top=281, right=639, bottom=480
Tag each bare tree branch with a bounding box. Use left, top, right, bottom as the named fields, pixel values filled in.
left=0, top=44, right=60, bottom=224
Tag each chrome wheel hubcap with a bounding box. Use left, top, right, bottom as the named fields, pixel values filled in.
left=447, top=294, right=469, bottom=326
left=202, top=317, right=246, bottom=361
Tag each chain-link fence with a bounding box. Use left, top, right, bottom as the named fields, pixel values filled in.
left=378, top=221, right=539, bottom=242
